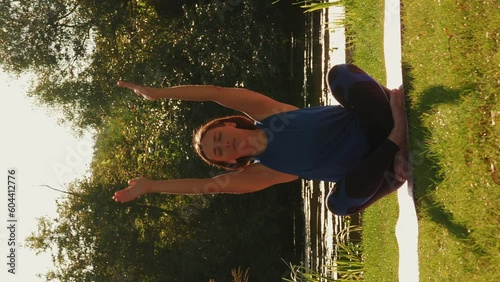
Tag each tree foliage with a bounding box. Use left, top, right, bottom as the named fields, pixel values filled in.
left=28, top=176, right=301, bottom=281
left=0, top=0, right=93, bottom=73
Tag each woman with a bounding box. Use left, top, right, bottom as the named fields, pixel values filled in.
left=113, top=64, right=408, bottom=215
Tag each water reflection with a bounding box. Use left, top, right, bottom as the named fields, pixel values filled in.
left=299, top=5, right=361, bottom=279
left=302, top=180, right=342, bottom=274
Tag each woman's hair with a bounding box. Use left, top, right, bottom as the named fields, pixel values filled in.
left=193, top=115, right=256, bottom=171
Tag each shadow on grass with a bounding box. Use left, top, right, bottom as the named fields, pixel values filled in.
left=403, top=64, right=475, bottom=240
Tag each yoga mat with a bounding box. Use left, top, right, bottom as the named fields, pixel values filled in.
left=383, top=0, right=420, bottom=281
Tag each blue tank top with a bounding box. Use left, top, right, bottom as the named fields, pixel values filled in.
left=254, top=106, right=369, bottom=182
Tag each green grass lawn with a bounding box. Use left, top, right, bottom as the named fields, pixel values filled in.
left=344, top=0, right=499, bottom=281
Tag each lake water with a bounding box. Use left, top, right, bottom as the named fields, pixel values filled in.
left=298, top=4, right=362, bottom=278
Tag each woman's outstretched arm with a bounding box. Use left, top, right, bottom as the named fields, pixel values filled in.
left=113, top=163, right=298, bottom=203
left=117, top=82, right=298, bottom=121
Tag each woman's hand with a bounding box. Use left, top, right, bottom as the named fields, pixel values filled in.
left=117, top=81, right=160, bottom=101
left=113, top=177, right=152, bottom=203
left=387, top=88, right=407, bottom=146
left=388, top=88, right=409, bottom=182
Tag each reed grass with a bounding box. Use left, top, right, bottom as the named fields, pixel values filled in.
left=231, top=267, right=250, bottom=282
left=284, top=225, right=364, bottom=281
left=293, top=1, right=342, bottom=13
left=273, top=1, right=343, bottom=13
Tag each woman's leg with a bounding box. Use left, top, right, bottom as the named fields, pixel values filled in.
left=326, top=139, right=405, bottom=215
left=343, top=139, right=401, bottom=198
left=327, top=64, right=393, bottom=133
left=326, top=64, right=406, bottom=215
left=348, top=178, right=405, bottom=214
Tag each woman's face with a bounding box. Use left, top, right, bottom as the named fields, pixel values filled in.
left=199, top=122, right=245, bottom=163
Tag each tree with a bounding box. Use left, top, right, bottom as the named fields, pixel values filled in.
left=27, top=178, right=199, bottom=281
left=0, top=0, right=182, bottom=130
left=0, top=0, right=97, bottom=74
left=24, top=1, right=305, bottom=281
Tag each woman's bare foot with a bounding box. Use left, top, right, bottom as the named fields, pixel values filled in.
left=388, top=88, right=409, bottom=182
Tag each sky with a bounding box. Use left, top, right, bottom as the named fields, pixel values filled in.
left=0, top=71, right=95, bottom=281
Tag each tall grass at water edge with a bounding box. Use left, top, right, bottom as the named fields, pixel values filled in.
left=283, top=225, right=364, bottom=281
